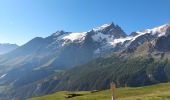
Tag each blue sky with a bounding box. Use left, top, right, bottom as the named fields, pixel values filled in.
left=0, top=0, right=170, bottom=45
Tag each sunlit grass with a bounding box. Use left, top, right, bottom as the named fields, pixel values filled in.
left=29, top=82, right=170, bottom=100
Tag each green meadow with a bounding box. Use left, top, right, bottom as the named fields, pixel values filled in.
left=29, top=82, right=170, bottom=100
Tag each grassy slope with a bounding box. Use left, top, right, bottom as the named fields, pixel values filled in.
left=29, top=82, right=170, bottom=100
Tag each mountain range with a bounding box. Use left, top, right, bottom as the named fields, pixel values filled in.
left=0, top=22, right=170, bottom=100
left=0, top=43, right=18, bottom=55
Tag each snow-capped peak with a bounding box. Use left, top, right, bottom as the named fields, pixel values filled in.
left=62, top=32, right=87, bottom=42
left=138, top=23, right=170, bottom=37
left=92, top=23, right=114, bottom=32
left=50, top=23, right=170, bottom=50
left=95, top=23, right=170, bottom=51
left=48, top=31, right=87, bottom=47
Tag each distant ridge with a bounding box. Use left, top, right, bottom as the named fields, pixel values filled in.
left=0, top=43, right=18, bottom=55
